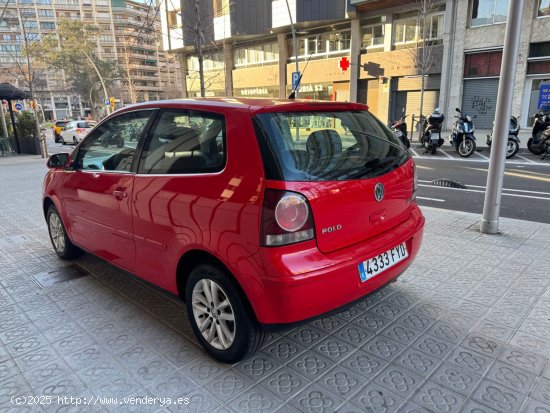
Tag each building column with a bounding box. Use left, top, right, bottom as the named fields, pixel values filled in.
left=439, top=0, right=457, bottom=123
left=383, top=14, right=393, bottom=52
left=224, top=41, right=233, bottom=97
left=349, top=16, right=361, bottom=103
left=278, top=33, right=288, bottom=98
left=179, top=54, right=188, bottom=98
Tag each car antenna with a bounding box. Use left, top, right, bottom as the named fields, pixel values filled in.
left=287, top=34, right=317, bottom=99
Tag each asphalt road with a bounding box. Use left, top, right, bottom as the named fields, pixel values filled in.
left=414, top=154, right=550, bottom=224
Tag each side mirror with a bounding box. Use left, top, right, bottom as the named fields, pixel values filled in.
left=47, top=153, right=71, bottom=169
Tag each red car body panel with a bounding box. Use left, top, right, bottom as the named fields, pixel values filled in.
left=43, top=98, right=424, bottom=326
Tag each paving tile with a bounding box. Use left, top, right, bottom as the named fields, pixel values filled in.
left=519, top=319, right=550, bottom=342
left=287, top=351, right=335, bottom=381
left=0, top=323, right=38, bottom=345
left=510, top=332, right=550, bottom=358
left=521, top=398, right=550, bottom=413
left=429, top=363, right=481, bottom=396
left=312, top=337, right=353, bottom=362
left=112, top=342, right=159, bottom=365
left=396, top=401, right=425, bottom=413
left=312, top=315, right=345, bottom=333
left=485, top=360, right=537, bottom=396
left=36, top=374, right=87, bottom=399
left=184, top=358, right=231, bottom=386
left=205, top=370, right=255, bottom=403
left=76, top=358, right=126, bottom=388
left=338, top=348, right=386, bottom=377
left=394, top=348, right=440, bottom=376
left=411, top=381, right=466, bottom=413
left=126, top=355, right=177, bottom=387
left=5, top=333, right=50, bottom=357
left=316, top=365, right=364, bottom=399
left=261, top=369, right=311, bottom=400
left=0, top=359, right=19, bottom=382
left=380, top=324, right=423, bottom=345
left=412, top=334, right=454, bottom=360
left=331, top=324, right=373, bottom=347
left=22, top=358, right=71, bottom=387
left=446, top=347, right=495, bottom=376
left=228, top=388, right=284, bottom=413
left=288, top=384, right=344, bottom=413
left=395, top=311, right=436, bottom=332
left=532, top=378, right=550, bottom=405
left=350, top=382, right=405, bottom=412
left=372, top=364, right=423, bottom=399
left=51, top=333, right=97, bottom=355
left=235, top=354, right=280, bottom=381
left=369, top=302, right=405, bottom=320
left=262, top=338, right=306, bottom=363
left=472, top=380, right=526, bottom=413
left=427, top=321, right=464, bottom=344
left=498, top=347, right=547, bottom=375
left=92, top=373, right=140, bottom=398
left=64, top=344, right=110, bottom=370
left=147, top=370, right=198, bottom=398
left=351, top=312, right=392, bottom=332
left=362, top=336, right=405, bottom=363
left=459, top=399, right=500, bottom=413
left=181, top=388, right=222, bottom=413
left=285, top=327, right=326, bottom=348
left=460, top=334, right=504, bottom=358
left=13, top=346, right=59, bottom=372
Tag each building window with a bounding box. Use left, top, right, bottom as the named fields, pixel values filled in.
left=428, top=13, right=444, bottom=39
left=40, top=22, right=56, bottom=30
left=394, top=18, right=417, bottom=44
left=464, top=51, right=502, bottom=77
left=38, top=9, right=54, bottom=17
left=470, top=0, right=509, bottom=27
left=167, top=10, right=179, bottom=28
left=234, top=42, right=278, bottom=66
left=361, top=24, right=384, bottom=48
left=213, top=0, right=229, bottom=17
left=539, top=0, right=550, bottom=16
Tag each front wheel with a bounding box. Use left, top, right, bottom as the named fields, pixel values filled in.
left=47, top=206, right=83, bottom=260
left=421, top=135, right=428, bottom=148
left=458, top=138, right=476, bottom=157
left=431, top=143, right=437, bottom=155
left=185, top=265, right=265, bottom=363
left=506, top=139, right=519, bottom=159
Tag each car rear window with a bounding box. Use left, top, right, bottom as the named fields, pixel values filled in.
left=77, top=122, right=95, bottom=128
left=56, top=121, right=68, bottom=127
left=254, top=111, right=410, bottom=181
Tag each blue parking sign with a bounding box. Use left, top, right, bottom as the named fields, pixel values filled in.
left=537, top=84, right=550, bottom=109
left=15, top=103, right=23, bottom=111
left=292, top=71, right=301, bottom=90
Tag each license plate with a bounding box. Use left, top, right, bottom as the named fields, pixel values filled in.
left=358, top=243, right=408, bottom=283
left=431, top=132, right=440, bottom=141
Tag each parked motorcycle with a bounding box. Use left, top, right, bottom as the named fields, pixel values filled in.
left=486, top=115, right=520, bottom=159
left=420, top=109, right=445, bottom=155
left=528, top=106, right=550, bottom=156
left=450, top=108, right=477, bottom=158
left=390, top=109, right=410, bottom=149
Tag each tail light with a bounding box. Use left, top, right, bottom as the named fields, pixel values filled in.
left=261, top=189, right=315, bottom=246
left=412, top=163, right=418, bottom=201
left=76, top=128, right=85, bottom=134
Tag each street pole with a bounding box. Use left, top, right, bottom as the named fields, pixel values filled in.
left=480, top=0, right=524, bottom=234
left=0, top=100, right=9, bottom=141
left=285, top=0, right=299, bottom=98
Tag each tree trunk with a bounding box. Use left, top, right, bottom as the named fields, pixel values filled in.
left=193, top=0, right=205, bottom=97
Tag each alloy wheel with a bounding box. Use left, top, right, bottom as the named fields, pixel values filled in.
left=191, top=279, right=236, bottom=350
left=506, top=140, right=518, bottom=158
left=49, top=213, right=65, bottom=254
left=458, top=140, right=474, bottom=156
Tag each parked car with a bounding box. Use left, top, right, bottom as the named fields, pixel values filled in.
left=52, top=120, right=69, bottom=143
left=59, top=120, right=97, bottom=145
left=43, top=98, right=425, bottom=363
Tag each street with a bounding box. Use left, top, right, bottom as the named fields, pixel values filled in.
left=412, top=144, right=550, bottom=224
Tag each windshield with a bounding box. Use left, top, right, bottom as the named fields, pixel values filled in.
left=254, top=111, right=410, bottom=181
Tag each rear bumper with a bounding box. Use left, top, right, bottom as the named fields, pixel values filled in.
left=248, top=206, right=424, bottom=324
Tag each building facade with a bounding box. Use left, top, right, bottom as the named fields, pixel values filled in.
left=161, top=0, right=550, bottom=130
left=0, top=0, right=181, bottom=121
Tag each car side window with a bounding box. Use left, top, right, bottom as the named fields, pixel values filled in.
left=75, top=110, right=152, bottom=173
left=139, top=110, right=226, bottom=174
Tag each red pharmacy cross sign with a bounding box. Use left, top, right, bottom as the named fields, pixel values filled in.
left=339, top=57, right=350, bottom=71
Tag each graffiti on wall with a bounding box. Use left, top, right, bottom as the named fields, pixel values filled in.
left=471, top=96, right=492, bottom=116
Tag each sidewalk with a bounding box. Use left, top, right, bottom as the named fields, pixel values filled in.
left=1, top=158, right=550, bottom=413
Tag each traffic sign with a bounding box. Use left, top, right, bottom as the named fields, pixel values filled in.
left=14, top=103, right=23, bottom=111
left=104, top=98, right=109, bottom=106
left=339, top=57, right=350, bottom=71
left=292, top=71, right=301, bottom=90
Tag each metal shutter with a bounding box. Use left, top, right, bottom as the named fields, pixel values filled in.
left=367, top=79, right=379, bottom=117
left=462, top=78, right=499, bottom=129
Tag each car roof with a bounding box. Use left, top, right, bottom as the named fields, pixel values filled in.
left=112, top=98, right=369, bottom=116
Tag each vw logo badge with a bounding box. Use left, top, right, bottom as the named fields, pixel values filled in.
left=374, top=183, right=385, bottom=202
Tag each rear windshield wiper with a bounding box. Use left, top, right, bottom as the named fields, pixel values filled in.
left=347, top=128, right=411, bottom=157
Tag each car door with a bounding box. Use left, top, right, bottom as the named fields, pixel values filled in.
left=62, top=110, right=154, bottom=271
left=60, top=121, right=74, bottom=142
left=132, top=109, right=227, bottom=291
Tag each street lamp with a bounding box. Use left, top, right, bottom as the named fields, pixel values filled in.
left=89, top=78, right=121, bottom=118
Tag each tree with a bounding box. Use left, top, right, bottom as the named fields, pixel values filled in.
left=39, top=19, right=118, bottom=115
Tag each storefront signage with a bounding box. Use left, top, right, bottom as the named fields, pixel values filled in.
left=537, top=84, right=550, bottom=109
left=240, top=87, right=269, bottom=96
left=299, top=84, right=324, bottom=93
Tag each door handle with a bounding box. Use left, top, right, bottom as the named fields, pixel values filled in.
left=112, top=190, right=128, bottom=200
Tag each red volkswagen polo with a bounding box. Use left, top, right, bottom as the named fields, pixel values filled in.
left=43, top=98, right=424, bottom=363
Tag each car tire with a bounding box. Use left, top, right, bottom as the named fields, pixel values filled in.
left=60, top=136, right=66, bottom=145
left=47, top=205, right=83, bottom=260
left=185, top=264, right=264, bottom=363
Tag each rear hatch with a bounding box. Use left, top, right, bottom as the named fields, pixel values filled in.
left=255, top=109, right=414, bottom=253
